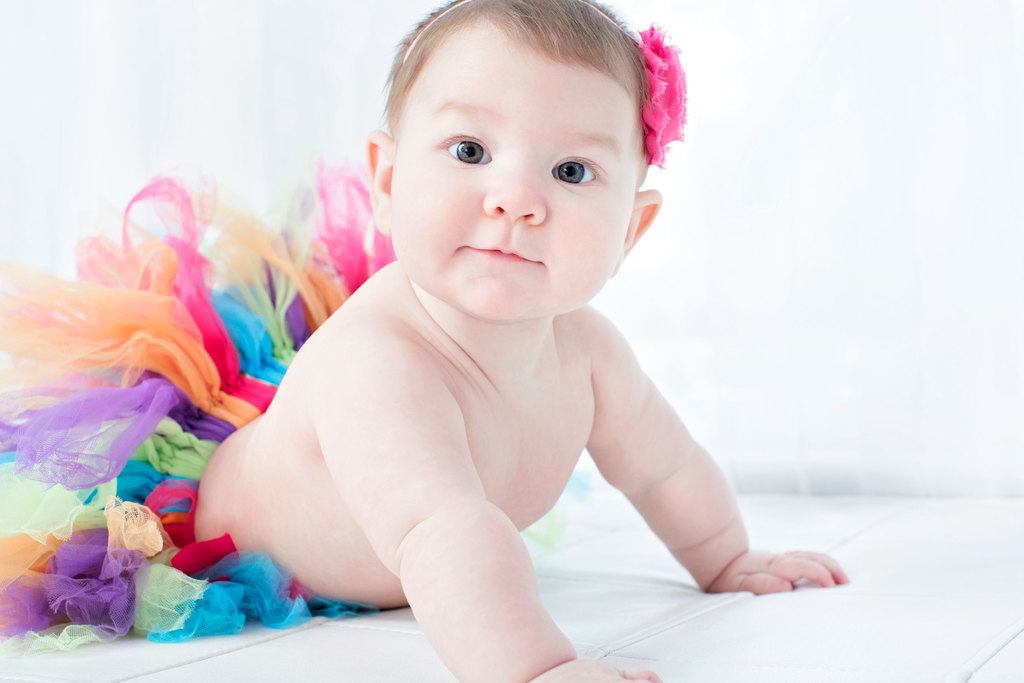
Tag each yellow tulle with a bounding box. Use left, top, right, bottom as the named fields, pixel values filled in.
left=103, top=496, right=174, bottom=558
left=132, top=563, right=207, bottom=636
left=0, top=621, right=106, bottom=656
left=0, top=464, right=112, bottom=547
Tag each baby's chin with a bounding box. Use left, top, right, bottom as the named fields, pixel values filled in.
left=444, top=275, right=553, bottom=323
left=405, top=257, right=583, bottom=323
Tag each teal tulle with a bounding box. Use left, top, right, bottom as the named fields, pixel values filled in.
left=146, top=580, right=245, bottom=642
left=146, top=551, right=377, bottom=642
left=115, top=461, right=170, bottom=505
left=212, top=292, right=288, bottom=386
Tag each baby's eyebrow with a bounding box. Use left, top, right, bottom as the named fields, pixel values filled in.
left=565, top=131, right=622, bottom=158
left=433, top=98, right=622, bottom=158
left=433, top=99, right=500, bottom=120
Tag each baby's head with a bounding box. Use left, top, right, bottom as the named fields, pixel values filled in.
left=367, top=0, right=686, bottom=321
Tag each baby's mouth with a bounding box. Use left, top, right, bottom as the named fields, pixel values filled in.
left=469, top=247, right=538, bottom=264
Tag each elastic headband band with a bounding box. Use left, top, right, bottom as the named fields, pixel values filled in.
left=402, top=0, right=630, bottom=65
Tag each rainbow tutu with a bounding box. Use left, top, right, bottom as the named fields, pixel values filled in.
left=0, top=162, right=390, bottom=655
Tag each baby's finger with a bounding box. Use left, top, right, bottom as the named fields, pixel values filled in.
left=786, top=551, right=850, bottom=584
left=740, top=572, right=793, bottom=595
left=771, top=557, right=835, bottom=587
left=621, top=669, right=663, bottom=682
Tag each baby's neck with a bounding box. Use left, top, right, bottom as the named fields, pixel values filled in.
left=400, top=268, right=556, bottom=393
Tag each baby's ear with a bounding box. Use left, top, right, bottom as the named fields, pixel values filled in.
left=366, top=129, right=397, bottom=236
left=612, top=189, right=663, bottom=277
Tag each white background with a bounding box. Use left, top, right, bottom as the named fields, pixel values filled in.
left=1, top=1, right=1021, bottom=496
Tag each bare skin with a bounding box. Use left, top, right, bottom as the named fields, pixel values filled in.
left=195, top=259, right=594, bottom=610
left=196, top=19, right=847, bottom=683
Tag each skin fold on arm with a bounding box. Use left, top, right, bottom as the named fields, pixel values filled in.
left=309, top=336, right=577, bottom=683
left=583, top=306, right=748, bottom=591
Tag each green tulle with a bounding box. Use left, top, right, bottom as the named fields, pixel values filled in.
left=224, top=283, right=297, bottom=365
left=132, top=564, right=208, bottom=636
left=0, top=623, right=107, bottom=656
left=130, top=418, right=218, bottom=479
left=0, top=463, right=113, bottom=544
left=521, top=469, right=593, bottom=567
left=522, top=505, right=569, bottom=567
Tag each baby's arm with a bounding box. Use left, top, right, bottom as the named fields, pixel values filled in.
left=581, top=307, right=846, bottom=593
left=308, top=338, right=575, bottom=682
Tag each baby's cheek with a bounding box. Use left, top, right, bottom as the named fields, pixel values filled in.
left=553, top=248, right=620, bottom=308
left=578, top=228, right=624, bottom=275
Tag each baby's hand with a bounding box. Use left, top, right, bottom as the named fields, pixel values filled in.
left=530, top=659, right=662, bottom=682
left=706, top=550, right=850, bottom=595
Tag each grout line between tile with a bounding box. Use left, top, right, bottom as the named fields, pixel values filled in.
left=0, top=674, right=72, bottom=683
left=608, top=651, right=949, bottom=678
left=824, top=499, right=923, bottom=553
left=945, top=614, right=1024, bottom=683
left=320, top=622, right=424, bottom=637
left=598, top=593, right=752, bottom=655
left=112, top=617, right=331, bottom=682
left=535, top=570, right=701, bottom=592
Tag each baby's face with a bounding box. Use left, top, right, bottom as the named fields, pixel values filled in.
left=370, top=21, right=660, bottom=322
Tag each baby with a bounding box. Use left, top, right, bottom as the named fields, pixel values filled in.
left=194, top=1, right=850, bottom=681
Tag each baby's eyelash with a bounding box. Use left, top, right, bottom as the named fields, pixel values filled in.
left=441, top=134, right=483, bottom=149
left=440, top=135, right=602, bottom=182
left=562, top=156, right=603, bottom=181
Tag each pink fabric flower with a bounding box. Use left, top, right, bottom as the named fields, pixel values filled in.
left=638, top=25, right=687, bottom=168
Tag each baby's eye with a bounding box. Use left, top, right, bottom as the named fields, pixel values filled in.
left=447, top=140, right=491, bottom=164
left=553, top=161, right=596, bottom=185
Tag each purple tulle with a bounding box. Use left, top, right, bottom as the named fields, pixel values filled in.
left=285, top=296, right=310, bottom=351
left=0, top=377, right=180, bottom=489
left=266, top=264, right=309, bottom=351
left=1, top=528, right=145, bottom=638
left=0, top=576, right=53, bottom=636
left=160, top=377, right=236, bottom=442
left=166, top=401, right=235, bottom=442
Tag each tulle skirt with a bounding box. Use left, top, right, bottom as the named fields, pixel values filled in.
left=0, top=162, right=391, bottom=655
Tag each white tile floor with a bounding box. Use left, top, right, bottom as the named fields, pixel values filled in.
left=3, top=485, right=1023, bottom=682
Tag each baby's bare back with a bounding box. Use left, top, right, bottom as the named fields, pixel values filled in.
left=194, top=261, right=595, bottom=608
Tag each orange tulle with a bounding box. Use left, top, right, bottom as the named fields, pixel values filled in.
left=159, top=512, right=189, bottom=526
left=0, top=262, right=257, bottom=427
left=0, top=534, right=62, bottom=593
left=302, top=258, right=350, bottom=329
left=212, top=200, right=331, bottom=330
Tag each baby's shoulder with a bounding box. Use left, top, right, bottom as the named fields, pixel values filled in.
left=299, top=307, right=438, bottom=382
left=554, top=304, right=615, bottom=361
left=294, top=314, right=455, bottom=426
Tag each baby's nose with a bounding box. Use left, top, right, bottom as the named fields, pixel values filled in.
left=482, top=177, right=546, bottom=226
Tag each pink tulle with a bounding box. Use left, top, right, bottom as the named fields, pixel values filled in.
left=315, top=161, right=393, bottom=294
left=369, top=223, right=397, bottom=277
left=639, top=25, right=687, bottom=168
left=121, top=178, right=278, bottom=413
left=143, top=478, right=198, bottom=517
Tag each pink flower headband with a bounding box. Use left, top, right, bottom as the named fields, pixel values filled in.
left=402, top=0, right=687, bottom=168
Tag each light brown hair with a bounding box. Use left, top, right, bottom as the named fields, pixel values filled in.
left=382, top=0, right=649, bottom=176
